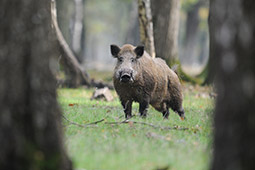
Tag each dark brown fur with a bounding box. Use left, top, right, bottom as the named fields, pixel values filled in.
left=111, top=44, right=185, bottom=119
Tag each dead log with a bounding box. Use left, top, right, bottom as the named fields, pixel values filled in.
left=91, top=87, right=114, bottom=102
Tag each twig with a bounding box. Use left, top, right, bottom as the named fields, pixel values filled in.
left=62, top=115, right=105, bottom=127
left=104, top=119, right=128, bottom=125
left=62, top=114, right=188, bottom=131
left=105, top=119, right=189, bottom=131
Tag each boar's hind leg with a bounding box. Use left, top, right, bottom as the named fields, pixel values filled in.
left=162, top=110, right=170, bottom=119
left=139, top=100, right=149, bottom=118
left=121, top=100, right=133, bottom=119
left=161, top=103, right=169, bottom=119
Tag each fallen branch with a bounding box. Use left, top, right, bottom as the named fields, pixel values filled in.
left=62, top=115, right=188, bottom=131
left=104, top=119, right=128, bottom=125
left=62, top=115, right=105, bottom=128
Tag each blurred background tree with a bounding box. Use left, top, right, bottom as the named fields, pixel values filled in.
left=55, top=0, right=210, bottom=84
left=210, top=0, right=255, bottom=169
left=0, top=0, right=72, bottom=169
left=151, top=0, right=180, bottom=65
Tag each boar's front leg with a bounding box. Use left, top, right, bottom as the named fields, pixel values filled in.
left=121, top=100, right=133, bottom=119
left=139, top=99, right=149, bottom=118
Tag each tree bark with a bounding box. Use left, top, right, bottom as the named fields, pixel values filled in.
left=211, top=0, right=255, bottom=169
left=125, top=0, right=140, bottom=45
left=202, top=0, right=216, bottom=85
left=183, top=2, right=201, bottom=65
left=0, top=0, right=72, bottom=169
left=151, top=0, right=180, bottom=65
left=71, top=0, right=84, bottom=62
left=52, top=0, right=91, bottom=88
left=138, top=0, right=156, bottom=58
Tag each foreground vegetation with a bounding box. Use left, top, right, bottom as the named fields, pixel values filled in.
left=58, top=84, right=214, bottom=170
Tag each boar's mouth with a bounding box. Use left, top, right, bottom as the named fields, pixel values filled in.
left=120, top=73, right=134, bottom=83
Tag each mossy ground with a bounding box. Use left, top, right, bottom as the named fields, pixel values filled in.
left=58, top=82, right=214, bottom=170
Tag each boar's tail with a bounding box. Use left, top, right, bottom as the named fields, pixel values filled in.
left=171, top=64, right=179, bottom=75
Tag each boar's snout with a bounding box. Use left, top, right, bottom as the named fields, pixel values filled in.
left=118, top=69, right=134, bottom=83
left=120, top=73, right=132, bottom=83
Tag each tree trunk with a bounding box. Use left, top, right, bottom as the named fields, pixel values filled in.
left=71, top=0, right=85, bottom=62
left=52, top=0, right=91, bottom=88
left=138, top=0, right=156, bottom=58
left=0, top=0, right=72, bottom=169
left=202, top=0, right=216, bottom=85
left=125, top=0, right=140, bottom=45
left=211, top=0, right=255, bottom=169
left=151, top=0, right=180, bottom=65
left=183, top=2, right=201, bottom=65
left=150, top=0, right=201, bottom=84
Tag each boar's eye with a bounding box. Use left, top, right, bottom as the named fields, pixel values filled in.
left=118, top=57, right=123, bottom=62
left=131, top=58, right=135, bottom=63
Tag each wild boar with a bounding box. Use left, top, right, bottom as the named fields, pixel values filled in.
left=110, top=44, right=185, bottom=120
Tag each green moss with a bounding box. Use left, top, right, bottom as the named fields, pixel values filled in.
left=166, top=59, right=203, bottom=85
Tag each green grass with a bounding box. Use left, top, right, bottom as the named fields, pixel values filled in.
left=58, top=85, right=214, bottom=170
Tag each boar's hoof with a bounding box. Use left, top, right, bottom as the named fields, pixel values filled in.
left=140, top=113, right=147, bottom=118
left=179, top=112, right=186, bottom=120
left=163, top=115, right=169, bottom=120
left=125, top=114, right=133, bottom=119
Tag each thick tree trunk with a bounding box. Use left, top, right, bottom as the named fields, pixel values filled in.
left=150, top=0, right=201, bottom=84
left=138, top=0, right=156, bottom=58
left=52, top=0, right=91, bottom=88
left=211, top=0, right=255, bottom=169
left=151, top=0, right=180, bottom=65
left=0, top=0, right=72, bottom=169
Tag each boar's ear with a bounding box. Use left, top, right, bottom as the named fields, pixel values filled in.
left=134, top=45, right=144, bottom=58
left=110, top=44, right=121, bottom=58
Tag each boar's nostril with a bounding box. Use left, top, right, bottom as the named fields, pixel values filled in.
left=120, top=73, right=131, bottom=83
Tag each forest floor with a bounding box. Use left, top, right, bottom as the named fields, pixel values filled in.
left=58, top=81, right=214, bottom=170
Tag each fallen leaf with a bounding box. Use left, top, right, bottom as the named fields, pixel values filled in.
left=128, top=121, right=134, bottom=127
left=68, top=103, right=78, bottom=106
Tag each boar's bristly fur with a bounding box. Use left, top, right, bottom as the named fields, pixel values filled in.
left=110, top=44, right=185, bottom=120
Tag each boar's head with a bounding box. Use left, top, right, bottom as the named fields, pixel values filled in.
left=110, top=44, right=144, bottom=83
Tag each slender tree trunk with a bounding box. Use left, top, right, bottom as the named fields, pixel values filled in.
left=151, top=0, right=180, bottom=65
left=125, top=0, right=140, bottom=45
left=183, top=2, right=201, bottom=65
left=52, top=0, right=91, bottom=88
left=211, top=0, right=255, bottom=169
left=71, top=0, right=84, bottom=62
left=203, top=1, right=216, bottom=85
left=138, top=0, right=155, bottom=58
left=0, top=0, right=72, bottom=169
